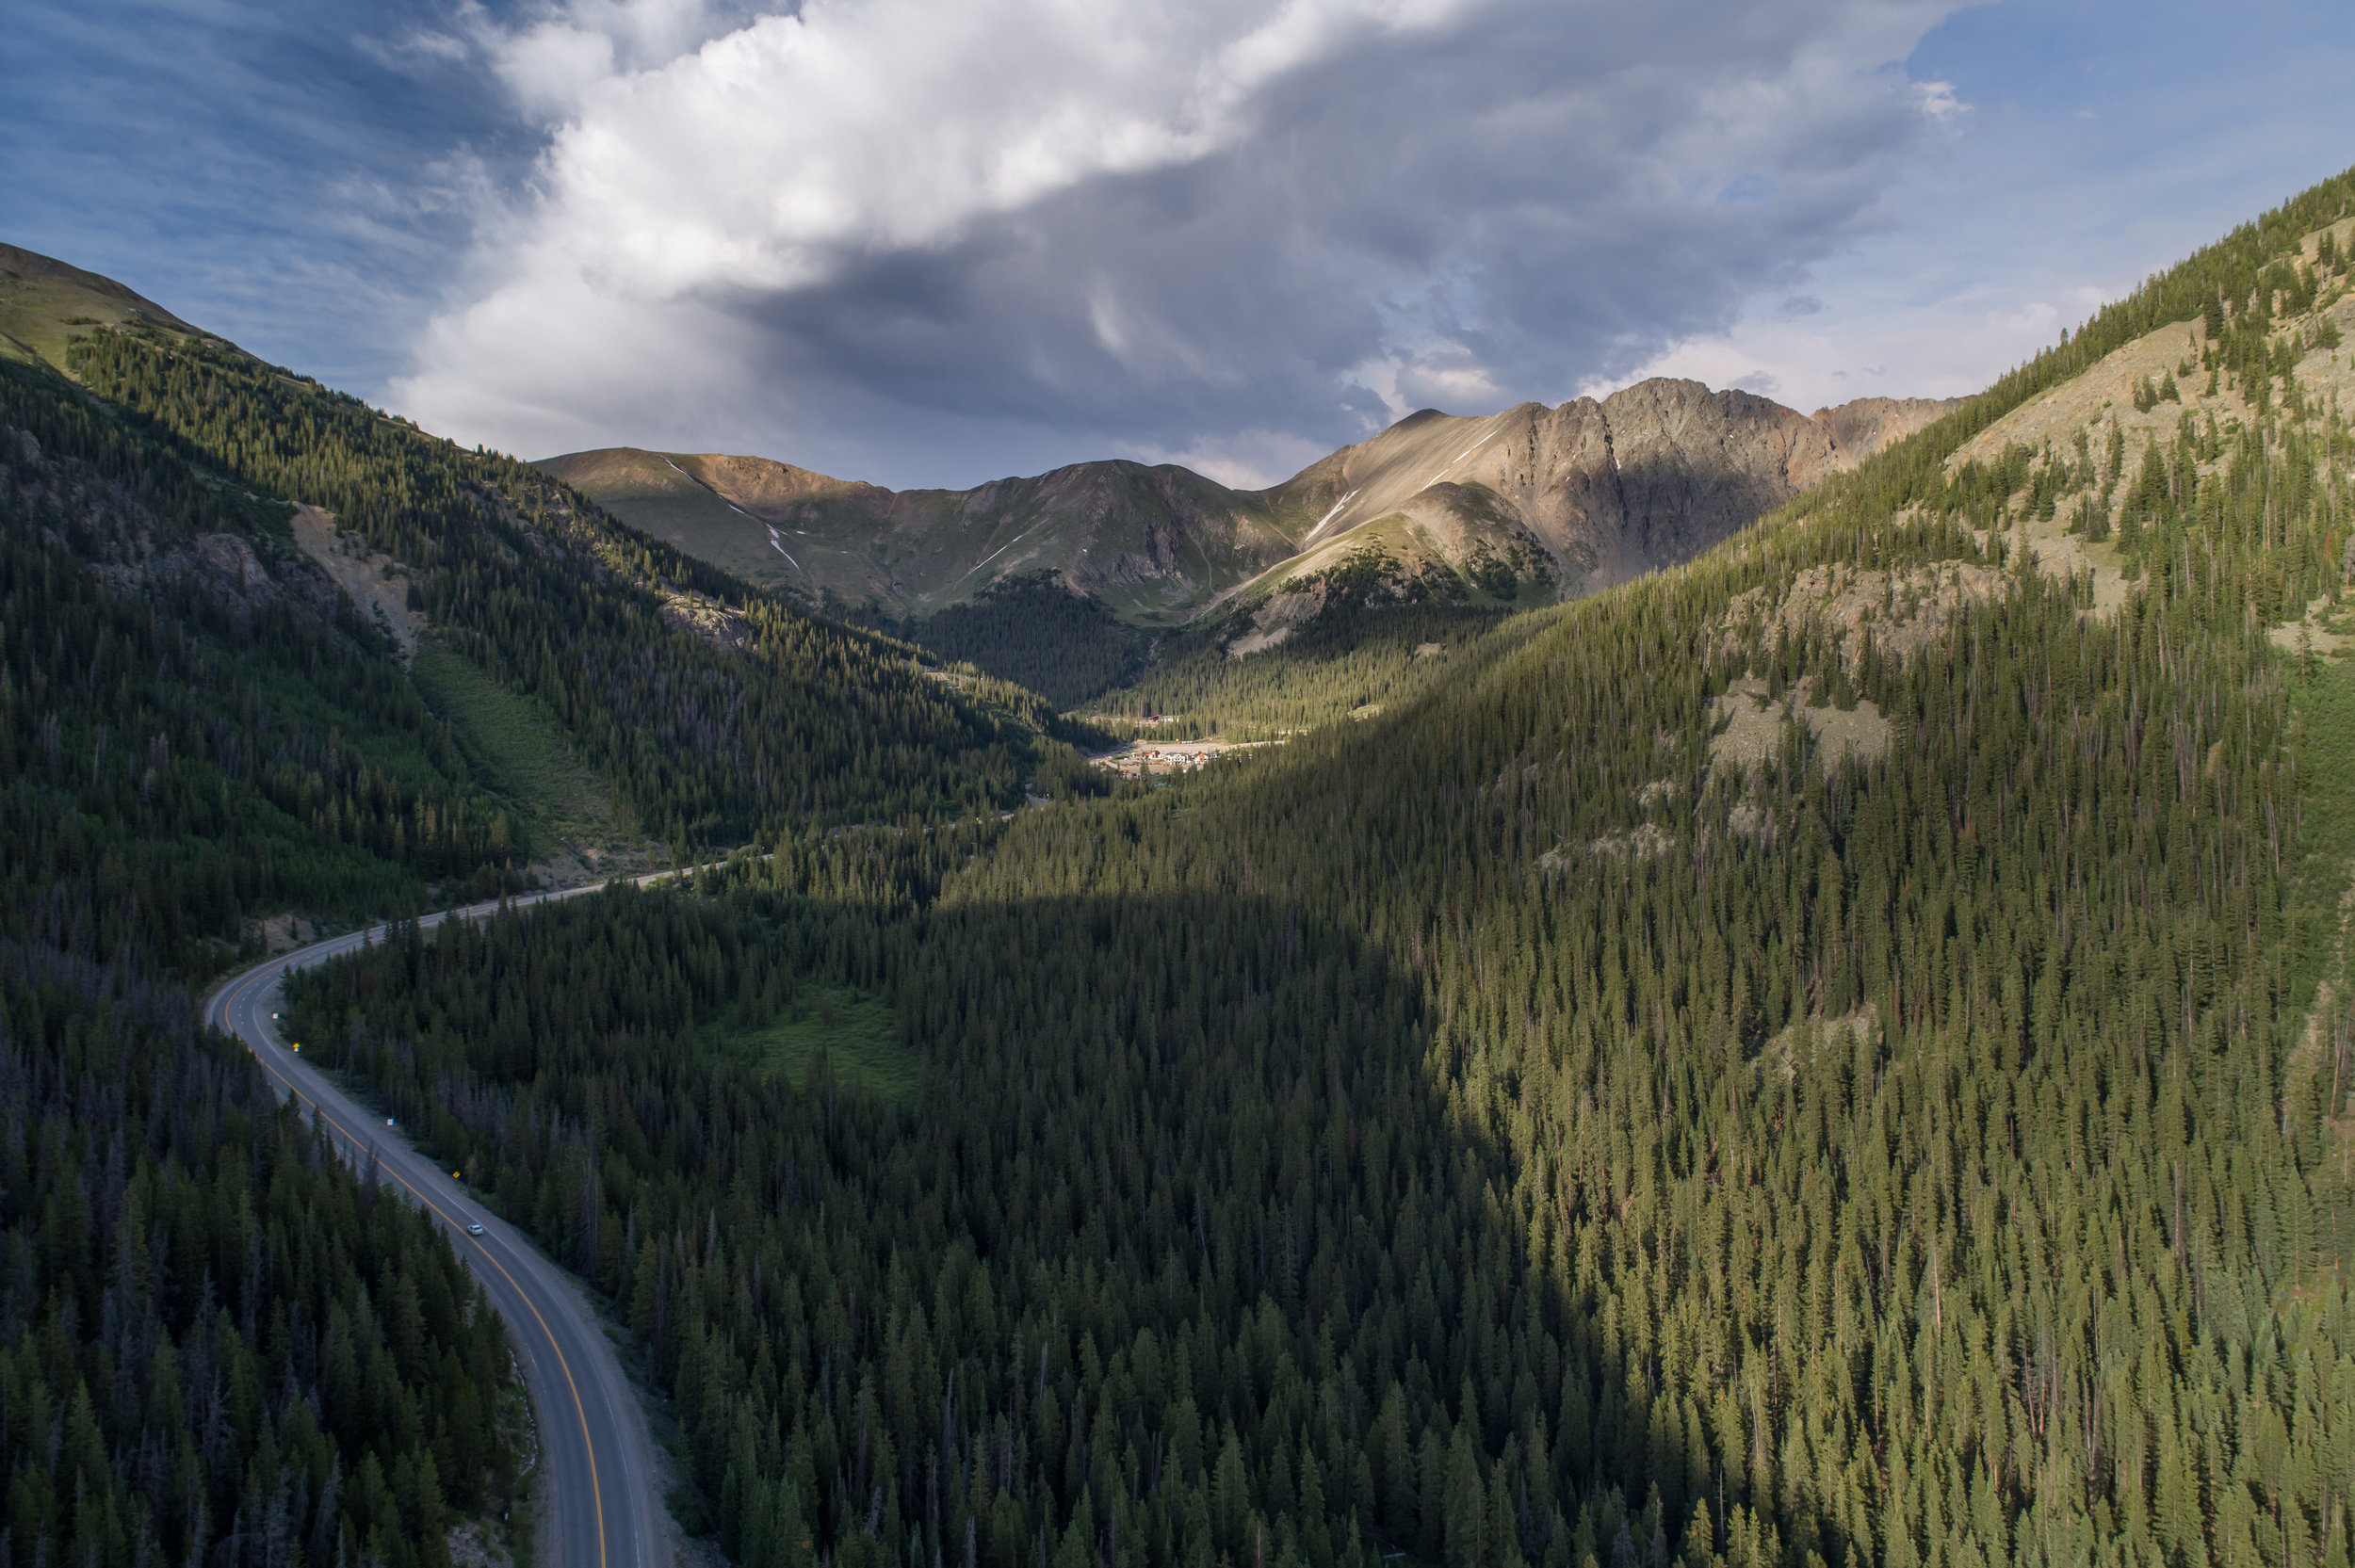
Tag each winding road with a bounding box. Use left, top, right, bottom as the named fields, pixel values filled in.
left=203, top=880, right=676, bottom=1568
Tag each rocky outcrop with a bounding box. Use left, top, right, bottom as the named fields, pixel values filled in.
left=187, top=533, right=277, bottom=604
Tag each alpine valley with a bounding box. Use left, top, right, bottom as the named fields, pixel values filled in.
left=544, top=386, right=1957, bottom=714
left=3, top=157, right=2355, bottom=1568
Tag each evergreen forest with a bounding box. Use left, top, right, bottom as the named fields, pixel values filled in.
left=0, top=241, right=1076, bottom=1561
left=272, top=171, right=2355, bottom=1568
left=903, top=574, right=1149, bottom=712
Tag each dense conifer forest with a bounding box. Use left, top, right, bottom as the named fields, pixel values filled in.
left=0, top=257, right=1069, bottom=1560
left=65, top=331, right=1074, bottom=849
left=286, top=170, right=2355, bottom=1568
left=0, top=360, right=528, bottom=1565
left=902, top=574, right=1149, bottom=711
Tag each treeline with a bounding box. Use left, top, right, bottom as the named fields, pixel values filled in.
left=1759, top=168, right=2355, bottom=544
left=1083, top=600, right=1536, bottom=740
left=287, top=163, right=2355, bottom=1568
left=68, top=332, right=1054, bottom=846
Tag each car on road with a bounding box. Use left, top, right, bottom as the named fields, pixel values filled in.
left=467, top=1221, right=485, bottom=1236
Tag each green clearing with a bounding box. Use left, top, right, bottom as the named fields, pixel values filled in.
left=409, top=640, right=636, bottom=852
left=731, top=985, right=915, bottom=1097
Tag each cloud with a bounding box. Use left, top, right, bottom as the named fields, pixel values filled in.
left=1911, top=78, right=1966, bottom=121
left=391, top=0, right=1968, bottom=486
left=1588, top=283, right=2110, bottom=415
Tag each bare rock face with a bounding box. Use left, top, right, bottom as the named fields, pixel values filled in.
left=189, top=533, right=276, bottom=603
left=659, top=594, right=754, bottom=655
left=1275, top=380, right=1966, bottom=598
left=1809, top=396, right=1964, bottom=474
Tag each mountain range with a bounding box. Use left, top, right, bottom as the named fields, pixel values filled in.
left=541, top=382, right=1960, bottom=626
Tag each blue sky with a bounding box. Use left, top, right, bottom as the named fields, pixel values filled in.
left=6, top=0, right=2353, bottom=489
left=1617, top=1, right=2355, bottom=413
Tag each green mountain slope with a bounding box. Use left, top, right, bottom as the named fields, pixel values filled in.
left=0, top=240, right=208, bottom=367
left=62, top=319, right=1081, bottom=845
left=290, top=167, right=2355, bottom=1568
left=0, top=347, right=538, bottom=1567
left=0, top=239, right=1110, bottom=1568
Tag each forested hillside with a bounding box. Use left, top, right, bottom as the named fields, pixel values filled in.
left=0, top=347, right=528, bottom=1566
left=290, top=169, right=2355, bottom=1568
left=0, top=353, right=516, bottom=974
left=901, top=573, right=1149, bottom=710
left=0, top=234, right=1100, bottom=1565
left=67, top=331, right=1067, bottom=849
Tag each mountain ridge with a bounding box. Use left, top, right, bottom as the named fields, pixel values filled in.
left=541, top=381, right=1962, bottom=625
left=0, top=240, right=210, bottom=366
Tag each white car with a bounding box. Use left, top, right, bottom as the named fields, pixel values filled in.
left=466, top=1222, right=486, bottom=1237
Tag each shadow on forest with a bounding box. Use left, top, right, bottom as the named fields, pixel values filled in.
left=307, top=875, right=1643, bottom=1567
left=838, top=884, right=1625, bottom=1566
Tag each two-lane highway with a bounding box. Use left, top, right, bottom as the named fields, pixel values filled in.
left=203, top=881, right=676, bottom=1568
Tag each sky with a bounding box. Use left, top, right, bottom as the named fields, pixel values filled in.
left=6, top=1, right=2354, bottom=491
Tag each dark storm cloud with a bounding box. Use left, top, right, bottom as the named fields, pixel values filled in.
left=395, top=0, right=1960, bottom=487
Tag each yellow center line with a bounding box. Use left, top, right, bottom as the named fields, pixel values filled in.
left=222, top=968, right=611, bottom=1568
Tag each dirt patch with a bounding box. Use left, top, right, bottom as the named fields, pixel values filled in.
left=289, top=504, right=426, bottom=656
left=1724, top=561, right=2010, bottom=670
left=245, top=912, right=322, bottom=956
left=660, top=593, right=754, bottom=654
left=445, top=1519, right=515, bottom=1568
left=1803, top=698, right=1893, bottom=768
left=1228, top=584, right=1326, bottom=657
left=1706, top=676, right=1891, bottom=775
left=2268, top=597, right=2355, bottom=659
left=1708, top=683, right=1795, bottom=773
left=1590, top=824, right=1672, bottom=861
left=1757, top=1008, right=1879, bottom=1078
left=1538, top=824, right=1673, bottom=871
left=2015, top=511, right=2133, bottom=617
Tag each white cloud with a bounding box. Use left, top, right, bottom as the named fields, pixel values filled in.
left=1587, top=283, right=2111, bottom=415
left=1911, top=78, right=1966, bottom=121
left=1131, top=428, right=1339, bottom=491
left=391, top=0, right=1972, bottom=486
